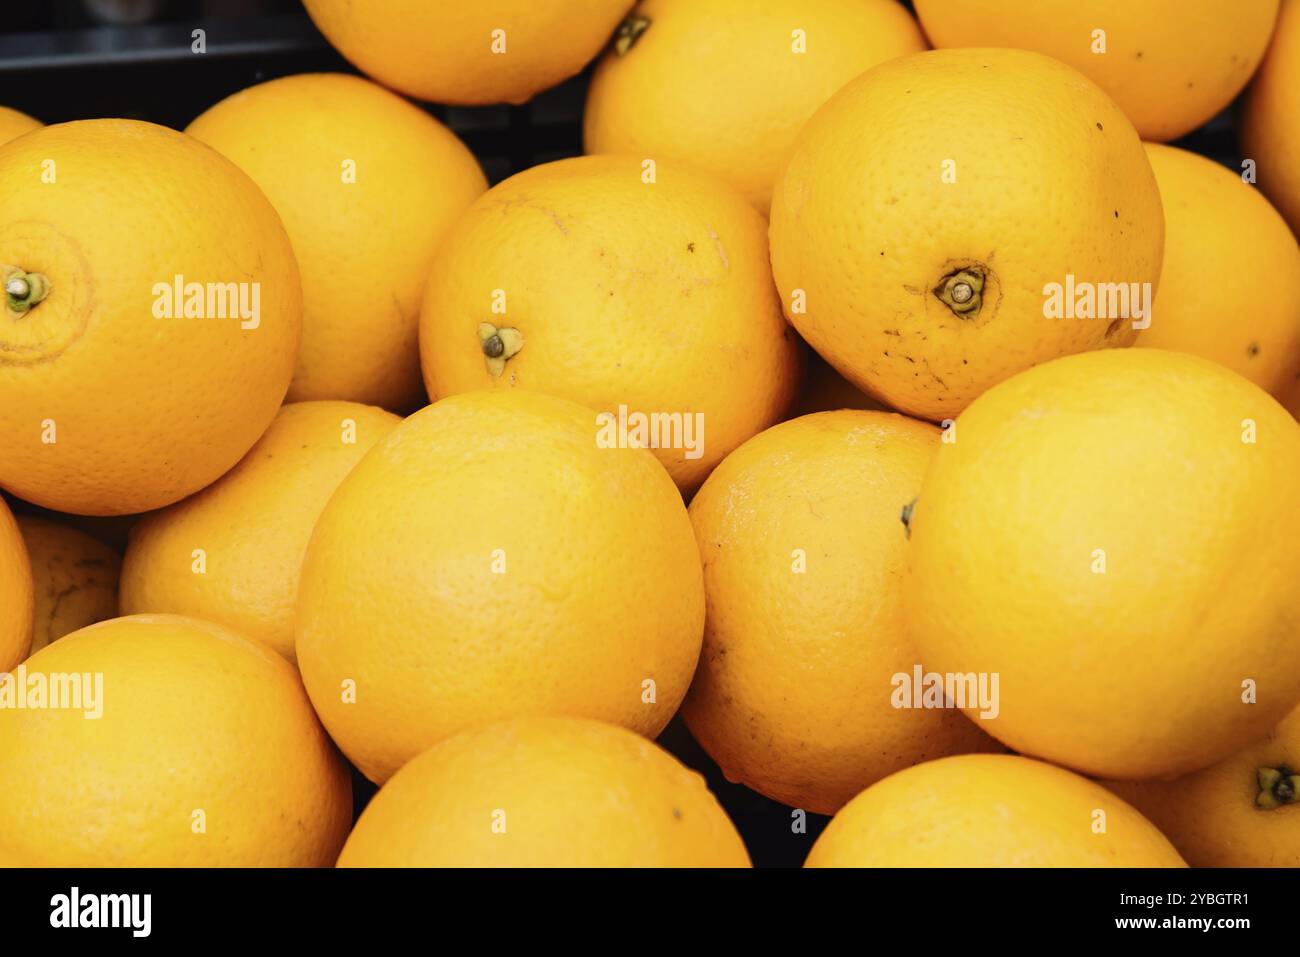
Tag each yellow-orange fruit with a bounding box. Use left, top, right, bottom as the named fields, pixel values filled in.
left=915, top=0, right=1280, bottom=142
left=1137, top=143, right=1300, bottom=398
left=420, top=154, right=801, bottom=490
left=584, top=0, right=927, bottom=214
left=1107, top=704, right=1300, bottom=867
left=120, top=401, right=401, bottom=662
left=806, top=754, right=1186, bottom=867
left=0, top=614, right=352, bottom=866
left=1243, top=0, right=1300, bottom=235
left=0, top=496, right=33, bottom=671
left=787, top=351, right=887, bottom=418
left=296, top=390, right=705, bottom=783
left=907, top=349, right=1300, bottom=780
left=770, top=48, right=1163, bottom=421
left=17, top=515, right=120, bottom=657
left=683, top=410, right=999, bottom=814
left=302, top=0, right=634, bottom=105
left=187, top=73, right=487, bottom=410
left=1282, top=372, right=1300, bottom=421
left=0, top=119, right=302, bottom=515
left=338, top=717, right=750, bottom=867
left=0, top=107, right=40, bottom=146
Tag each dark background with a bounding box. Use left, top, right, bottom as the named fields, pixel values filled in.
left=0, top=0, right=587, bottom=186
left=0, top=0, right=1247, bottom=867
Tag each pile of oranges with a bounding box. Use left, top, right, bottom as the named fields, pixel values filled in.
left=1, top=0, right=1298, bottom=868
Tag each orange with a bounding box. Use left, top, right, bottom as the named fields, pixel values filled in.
left=0, top=107, right=39, bottom=146
left=120, top=401, right=401, bottom=662
left=187, top=73, right=487, bottom=411
left=0, top=614, right=351, bottom=866
left=1283, top=372, right=1300, bottom=421
left=296, top=390, right=705, bottom=783
left=302, top=0, right=634, bottom=105
left=770, top=48, right=1163, bottom=422
left=906, top=349, right=1300, bottom=780
left=16, top=515, right=120, bottom=657
left=338, top=716, right=750, bottom=867
left=40, top=513, right=138, bottom=554
left=806, top=754, right=1186, bottom=867
left=787, top=352, right=887, bottom=418
left=584, top=0, right=926, bottom=214
left=0, top=119, right=301, bottom=515
left=419, top=154, right=801, bottom=491
left=683, top=410, right=998, bottom=814
left=1243, top=0, right=1300, bottom=236
left=914, top=0, right=1280, bottom=142
left=0, top=497, right=33, bottom=671
left=1107, top=703, right=1300, bottom=867
left=1137, top=143, right=1300, bottom=398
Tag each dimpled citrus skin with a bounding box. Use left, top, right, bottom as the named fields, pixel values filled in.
left=806, top=755, right=1186, bottom=868
left=187, top=74, right=487, bottom=411
left=420, top=154, right=801, bottom=491
left=338, top=716, right=750, bottom=867
left=0, top=614, right=352, bottom=867
left=1244, top=0, right=1300, bottom=236
left=770, top=49, right=1163, bottom=422
left=915, top=0, right=1279, bottom=142
left=0, top=498, right=33, bottom=671
left=0, top=120, right=301, bottom=516
left=907, top=349, right=1300, bottom=780
left=17, top=515, right=120, bottom=657
left=584, top=0, right=926, bottom=215
left=1106, top=704, right=1300, bottom=867
left=120, top=401, right=400, bottom=663
left=0, top=107, right=40, bottom=146
left=296, top=390, right=705, bottom=784
left=302, top=0, right=633, bottom=105
left=1138, top=144, right=1300, bottom=398
left=683, top=411, right=999, bottom=814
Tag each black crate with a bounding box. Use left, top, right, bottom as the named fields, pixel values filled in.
left=0, top=0, right=587, bottom=185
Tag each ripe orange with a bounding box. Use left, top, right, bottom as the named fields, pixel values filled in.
left=770, top=48, right=1163, bottom=421
left=187, top=73, right=487, bottom=411
left=906, top=349, right=1300, bottom=780
left=296, top=390, right=705, bottom=783
left=419, top=154, right=801, bottom=491
left=787, top=352, right=887, bottom=418
left=0, top=107, right=39, bottom=146
left=0, top=614, right=352, bottom=866
left=0, top=496, right=33, bottom=671
left=915, top=0, right=1280, bottom=142
left=120, top=401, right=401, bottom=662
left=584, top=0, right=926, bottom=214
left=1243, top=0, right=1300, bottom=235
left=47, top=512, right=137, bottom=553
left=338, top=716, right=751, bottom=867
left=1283, top=372, right=1300, bottom=421
left=806, top=754, right=1186, bottom=867
left=683, top=410, right=999, bottom=814
left=0, top=119, right=301, bottom=515
left=1107, top=703, right=1300, bottom=867
left=302, top=0, right=634, bottom=105
left=17, top=515, right=120, bottom=657
left=1138, top=143, right=1300, bottom=398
